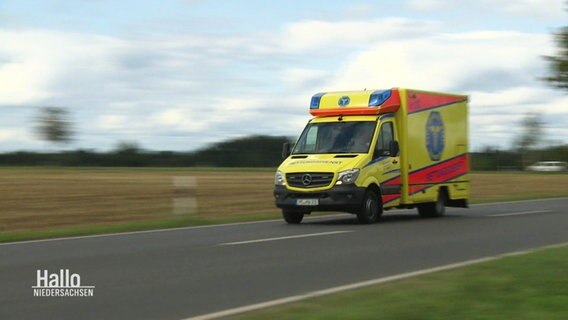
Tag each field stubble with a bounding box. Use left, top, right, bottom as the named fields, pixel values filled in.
left=0, top=168, right=567, bottom=232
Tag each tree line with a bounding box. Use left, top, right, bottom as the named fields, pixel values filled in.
left=0, top=135, right=292, bottom=168
left=1, top=134, right=566, bottom=170
left=471, top=145, right=568, bottom=171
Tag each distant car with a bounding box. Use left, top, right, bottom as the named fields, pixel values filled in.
left=525, top=161, right=567, bottom=172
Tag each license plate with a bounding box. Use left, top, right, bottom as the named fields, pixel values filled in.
left=296, top=199, right=319, bottom=206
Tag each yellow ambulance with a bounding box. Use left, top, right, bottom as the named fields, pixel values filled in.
left=274, top=88, right=469, bottom=224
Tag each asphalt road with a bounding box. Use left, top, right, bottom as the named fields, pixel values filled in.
left=1, top=198, right=567, bottom=320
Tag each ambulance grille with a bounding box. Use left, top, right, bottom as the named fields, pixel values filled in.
left=286, top=172, right=334, bottom=188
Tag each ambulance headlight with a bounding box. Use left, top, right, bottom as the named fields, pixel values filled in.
left=275, top=171, right=286, bottom=186
left=336, top=169, right=360, bottom=185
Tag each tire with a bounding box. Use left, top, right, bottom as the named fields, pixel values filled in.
left=282, top=210, right=304, bottom=224
left=418, top=189, right=446, bottom=218
left=357, top=190, right=382, bottom=224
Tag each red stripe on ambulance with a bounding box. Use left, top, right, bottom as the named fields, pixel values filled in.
left=409, top=154, right=468, bottom=185
left=407, top=91, right=466, bottom=114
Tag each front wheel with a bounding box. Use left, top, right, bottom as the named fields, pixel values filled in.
left=282, top=210, right=305, bottom=224
left=357, top=190, right=382, bottom=224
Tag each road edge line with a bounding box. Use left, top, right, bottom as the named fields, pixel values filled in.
left=184, top=242, right=568, bottom=320
left=489, top=210, right=552, bottom=217
left=219, top=230, right=352, bottom=246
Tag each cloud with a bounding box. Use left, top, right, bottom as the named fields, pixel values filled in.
left=0, top=127, right=43, bottom=151
left=280, top=68, right=329, bottom=89
left=154, top=107, right=209, bottom=133
left=489, top=0, right=566, bottom=20
left=97, top=115, right=128, bottom=130
left=0, top=10, right=566, bottom=152
left=323, top=31, right=551, bottom=91
left=407, top=0, right=566, bottom=20
left=0, top=30, right=55, bottom=104
left=0, top=128, right=25, bottom=142
left=277, top=18, right=441, bottom=53
left=407, top=0, right=448, bottom=11
left=0, top=29, right=123, bottom=106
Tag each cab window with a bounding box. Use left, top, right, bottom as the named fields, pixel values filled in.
left=302, top=126, right=318, bottom=152
left=374, top=122, right=394, bottom=158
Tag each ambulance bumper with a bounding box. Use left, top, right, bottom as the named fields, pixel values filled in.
left=274, top=185, right=366, bottom=213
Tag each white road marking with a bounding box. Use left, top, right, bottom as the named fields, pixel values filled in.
left=184, top=242, right=568, bottom=320
left=490, top=210, right=552, bottom=217
left=0, top=214, right=347, bottom=247
left=219, top=230, right=352, bottom=246
left=2, top=197, right=566, bottom=246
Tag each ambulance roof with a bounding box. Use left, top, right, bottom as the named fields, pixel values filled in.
left=309, top=89, right=400, bottom=116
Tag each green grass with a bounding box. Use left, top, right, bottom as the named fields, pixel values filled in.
left=0, top=218, right=201, bottom=243
left=0, top=211, right=282, bottom=243
left=236, top=244, right=568, bottom=320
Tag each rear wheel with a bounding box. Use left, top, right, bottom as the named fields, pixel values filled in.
left=418, top=189, right=446, bottom=218
left=282, top=210, right=305, bottom=224
left=357, top=189, right=382, bottom=224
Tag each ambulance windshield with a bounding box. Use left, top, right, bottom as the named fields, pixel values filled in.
left=293, top=121, right=376, bottom=154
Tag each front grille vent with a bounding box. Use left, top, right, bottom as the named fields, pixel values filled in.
left=286, top=172, right=334, bottom=188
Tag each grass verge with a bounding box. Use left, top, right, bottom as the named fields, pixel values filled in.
left=0, top=211, right=282, bottom=243
left=236, top=244, right=568, bottom=320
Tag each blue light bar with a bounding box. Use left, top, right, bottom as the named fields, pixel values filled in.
left=310, top=92, right=325, bottom=109
left=368, top=90, right=392, bottom=107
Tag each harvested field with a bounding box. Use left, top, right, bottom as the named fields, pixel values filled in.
left=1, top=168, right=566, bottom=232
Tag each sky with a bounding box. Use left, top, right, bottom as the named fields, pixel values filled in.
left=0, top=0, right=567, bottom=152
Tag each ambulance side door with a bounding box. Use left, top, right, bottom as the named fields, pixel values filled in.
left=372, top=120, right=401, bottom=206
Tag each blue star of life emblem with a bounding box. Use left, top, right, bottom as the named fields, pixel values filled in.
left=426, top=111, right=445, bottom=161
left=338, top=96, right=350, bottom=107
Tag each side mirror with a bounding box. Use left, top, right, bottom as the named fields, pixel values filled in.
left=389, top=140, right=399, bottom=157
left=282, top=142, right=291, bottom=159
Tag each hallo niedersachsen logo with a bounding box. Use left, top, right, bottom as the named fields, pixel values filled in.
left=32, top=269, right=95, bottom=297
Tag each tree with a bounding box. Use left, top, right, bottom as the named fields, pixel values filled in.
left=35, top=107, right=73, bottom=148
left=513, top=113, right=544, bottom=167
left=113, top=141, right=142, bottom=154
left=543, top=15, right=568, bottom=91
left=112, top=141, right=145, bottom=166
